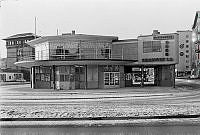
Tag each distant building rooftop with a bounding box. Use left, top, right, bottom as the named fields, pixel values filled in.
left=3, top=33, right=40, bottom=40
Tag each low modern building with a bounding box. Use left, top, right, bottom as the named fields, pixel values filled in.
left=2, top=33, right=40, bottom=81
left=15, top=30, right=178, bottom=90
left=176, top=30, right=196, bottom=77
left=192, top=11, right=200, bottom=77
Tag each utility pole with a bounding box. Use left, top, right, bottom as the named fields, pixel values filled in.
left=34, top=16, right=37, bottom=39
left=57, top=29, right=59, bottom=35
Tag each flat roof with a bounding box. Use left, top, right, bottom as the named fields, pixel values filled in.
left=3, top=33, right=40, bottom=40
left=138, top=33, right=178, bottom=38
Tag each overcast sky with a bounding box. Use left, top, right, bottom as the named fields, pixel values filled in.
left=0, top=0, right=199, bottom=58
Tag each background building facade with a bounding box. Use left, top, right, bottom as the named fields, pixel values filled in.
left=192, top=11, right=200, bottom=77
left=2, top=33, right=39, bottom=81
left=176, top=30, right=196, bottom=77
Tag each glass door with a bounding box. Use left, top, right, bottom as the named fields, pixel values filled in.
left=104, top=72, right=120, bottom=88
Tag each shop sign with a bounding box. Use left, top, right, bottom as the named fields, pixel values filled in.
left=142, top=57, right=173, bottom=62
left=103, top=65, right=119, bottom=72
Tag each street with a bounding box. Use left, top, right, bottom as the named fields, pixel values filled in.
left=1, top=79, right=200, bottom=105
left=0, top=79, right=200, bottom=121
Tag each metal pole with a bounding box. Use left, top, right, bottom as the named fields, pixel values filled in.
left=85, top=65, right=87, bottom=89
left=122, top=47, right=123, bottom=60
left=34, top=17, right=37, bottom=38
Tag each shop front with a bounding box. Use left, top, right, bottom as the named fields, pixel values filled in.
left=31, top=64, right=125, bottom=90
left=124, top=66, right=158, bottom=87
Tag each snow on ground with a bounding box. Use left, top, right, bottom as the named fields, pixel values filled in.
left=1, top=103, right=200, bottom=119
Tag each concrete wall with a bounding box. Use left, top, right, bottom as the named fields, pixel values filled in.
left=35, top=81, right=51, bottom=89
left=7, top=48, right=17, bottom=69
left=158, top=65, right=175, bottom=87
left=119, top=65, right=125, bottom=88
left=98, top=65, right=104, bottom=89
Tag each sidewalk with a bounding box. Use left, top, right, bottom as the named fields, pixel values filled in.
left=0, top=81, right=30, bottom=86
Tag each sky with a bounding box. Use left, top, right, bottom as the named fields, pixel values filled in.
left=0, top=0, right=199, bottom=58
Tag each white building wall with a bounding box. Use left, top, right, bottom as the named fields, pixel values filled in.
left=35, top=42, right=49, bottom=60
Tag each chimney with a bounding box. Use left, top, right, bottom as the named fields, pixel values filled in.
left=153, top=30, right=160, bottom=35
left=72, top=30, right=75, bottom=35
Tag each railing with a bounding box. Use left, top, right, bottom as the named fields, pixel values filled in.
left=18, top=55, right=35, bottom=61
left=18, top=49, right=137, bottom=61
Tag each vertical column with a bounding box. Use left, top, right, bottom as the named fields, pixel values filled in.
left=85, top=65, right=87, bottom=89
left=52, top=65, right=56, bottom=89
left=31, top=66, right=35, bottom=89
left=141, top=66, right=144, bottom=87
left=30, top=68, right=32, bottom=88
left=172, top=64, right=176, bottom=88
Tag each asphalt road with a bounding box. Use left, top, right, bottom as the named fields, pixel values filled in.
left=0, top=79, right=200, bottom=106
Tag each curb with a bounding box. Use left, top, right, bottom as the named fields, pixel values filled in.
left=1, top=114, right=200, bottom=121
left=1, top=118, right=200, bottom=128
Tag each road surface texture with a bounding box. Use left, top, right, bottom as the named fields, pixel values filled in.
left=1, top=79, right=200, bottom=127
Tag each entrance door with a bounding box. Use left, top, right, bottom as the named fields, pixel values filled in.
left=143, top=68, right=155, bottom=85
left=104, top=72, right=120, bottom=88
left=75, top=66, right=86, bottom=89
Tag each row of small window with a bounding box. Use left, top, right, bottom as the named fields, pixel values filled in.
left=165, top=42, right=169, bottom=56
left=153, top=35, right=174, bottom=40
left=180, top=52, right=189, bottom=58
left=6, top=40, right=30, bottom=46
left=180, top=44, right=189, bottom=49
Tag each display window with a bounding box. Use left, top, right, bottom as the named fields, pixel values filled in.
left=104, top=72, right=120, bottom=86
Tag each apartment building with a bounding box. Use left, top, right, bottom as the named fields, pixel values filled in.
left=176, top=30, right=196, bottom=77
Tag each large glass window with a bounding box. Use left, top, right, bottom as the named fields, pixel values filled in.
left=143, top=41, right=161, bottom=53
